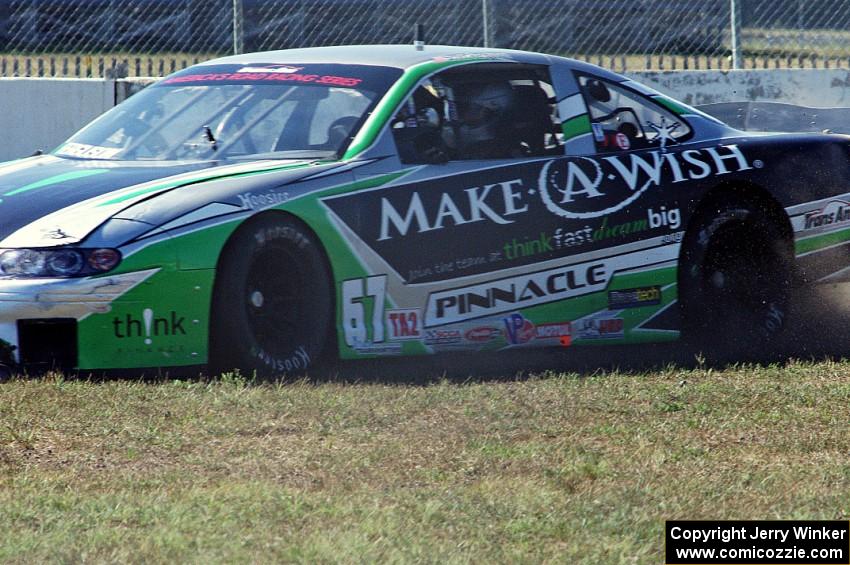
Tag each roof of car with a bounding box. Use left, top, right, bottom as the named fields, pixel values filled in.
left=202, top=44, right=553, bottom=69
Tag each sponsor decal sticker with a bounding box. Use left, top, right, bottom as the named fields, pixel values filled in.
left=408, top=255, right=491, bottom=283
left=502, top=314, right=572, bottom=346
left=386, top=308, right=422, bottom=341
left=576, top=316, right=624, bottom=340
left=424, top=328, right=463, bottom=346
left=377, top=178, right=527, bottom=241
left=432, top=53, right=506, bottom=62
left=795, top=199, right=850, bottom=231
left=648, top=206, right=681, bottom=230
left=661, top=230, right=685, bottom=244
left=372, top=151, right=736, bottom=234
left=425, top=260, right=607, bottom=326
left=112, top=308, right=186, bottom=344
left=502, top=231, right=555, bottom=260
left=164, top=71, right=362, bottom=87
left=592, top=206, right=681, bottom=244
left=353, top=342, right=403, bottom=355
left=237, top=64, right=303, bottom=74
left=538, top=144, right=752, bottom=219
left=608, top=286, right=662, bottom=309
left=553, top=226, right=593, bottom=249
left=503, top=312, right=536, bottom=345
left=324, top=147, right=711, bottom=283
left=464, top=326, right=502, bottom=343
left=59, top=142, right=121, bottom=159
left=499, top=211, right=681, bottom=263
left=592, top=122, right=605, bottom=142
left=535, top=322, right=572, bottom=346
left=646, top=117, right=680, bottom=150
left=346, top=148, right=750, bottom=237
left=237, top=190, right=290, bottom=210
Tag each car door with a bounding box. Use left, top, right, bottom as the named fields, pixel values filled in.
left=534, top=70, right=699, bottom=342
left=322, top=61, right=574, bottom=353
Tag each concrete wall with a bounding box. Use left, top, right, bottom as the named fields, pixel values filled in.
left=3, top=69, right=850, bottom=162
left=629, top=69, right=850, bottom=108
left=0, top=78, right=114, bottom=161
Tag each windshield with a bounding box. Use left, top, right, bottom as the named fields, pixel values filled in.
left=57, top=63, right=402, bottom=162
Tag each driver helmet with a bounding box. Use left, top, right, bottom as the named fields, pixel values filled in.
left=455, top=82, right=515, bottom=155
left=460, top=82, right=514, bottom=125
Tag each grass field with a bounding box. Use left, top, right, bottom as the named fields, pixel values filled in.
left=1, top=356, right=849, bottom=563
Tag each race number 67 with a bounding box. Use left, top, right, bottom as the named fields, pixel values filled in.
left=341, top=275, right=387, bottom=347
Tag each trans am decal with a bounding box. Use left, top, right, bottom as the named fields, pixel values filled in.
left=792, top=199, right=850, bottom=233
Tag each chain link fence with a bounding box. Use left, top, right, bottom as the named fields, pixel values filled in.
left=0, top=0, right=849, bottom=77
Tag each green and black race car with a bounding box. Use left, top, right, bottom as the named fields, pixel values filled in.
left=0, top=44, right=847, bottom=375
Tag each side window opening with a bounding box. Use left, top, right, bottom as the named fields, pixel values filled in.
left=391, top=65, right=564, bottom=163
left=577, top=74, right=692, bottom=153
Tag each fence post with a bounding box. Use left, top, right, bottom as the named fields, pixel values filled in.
left=482, top=0, right=490, bottom=47
left=729, top=0, right=742, bottom=69
left=232, top=0, right=244, bottom=55
left=488, top=0, right=510, bottom=48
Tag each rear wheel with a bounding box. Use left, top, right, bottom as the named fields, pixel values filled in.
left=679, top=197, right=792, bottom=355
left=209, top=215, right=333, bottom=378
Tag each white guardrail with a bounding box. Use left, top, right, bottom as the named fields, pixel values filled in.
left=3, top=69, right=850, bottom=162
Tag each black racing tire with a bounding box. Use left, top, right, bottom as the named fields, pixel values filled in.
left=678, top=196, right=793, bottom=356
left=209, top=214, right=334, bottom=379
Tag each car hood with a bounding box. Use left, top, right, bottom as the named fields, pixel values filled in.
left=0, top=155, right=319, bottom=247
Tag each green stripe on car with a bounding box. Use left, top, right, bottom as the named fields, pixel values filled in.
left=4, top=169, right=109, bottom=196
left=796, top=226, right=850, bottom=255
left=343, top=57, right=498, bottom=160
left=97, top=162, right=312, bottom=207
left=561, top=114, right=591, bottom=140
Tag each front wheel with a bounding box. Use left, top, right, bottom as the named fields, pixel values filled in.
left=679, top=197, right=792, bottom=355
left=209, top=215, right=333, bottom=378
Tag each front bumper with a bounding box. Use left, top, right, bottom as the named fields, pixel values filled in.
left=0, top=269, right=158, bottom=367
